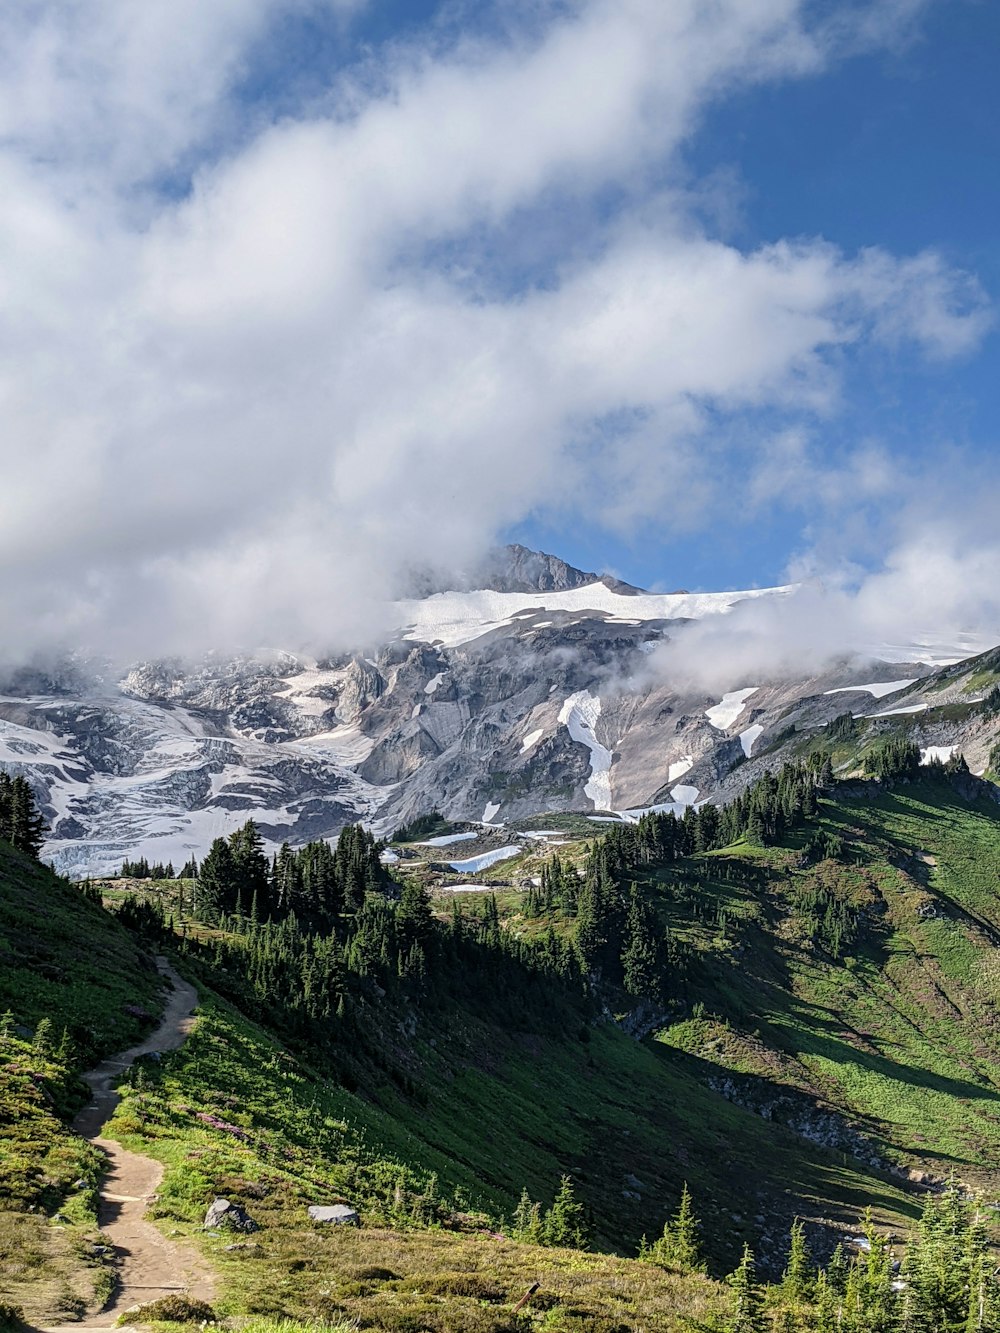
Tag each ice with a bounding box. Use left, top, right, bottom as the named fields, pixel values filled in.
left=418, top=831, right=479, bottom=847
left=446, top=845, right=522, bottom=873
left=667, top=756, right=694, bottom=783
left=740, top=724, right=764, bottom=758
left=520, top=728, right=544, bottom=754
left=395, top=583, right=792, bottom=649
left=297, top=725, right=375, bottom=766
left=559, top=689, right=613, bottom=809
left=705, top=688, right=758, bottom=730
left=824, top=679, right=918, bottom=699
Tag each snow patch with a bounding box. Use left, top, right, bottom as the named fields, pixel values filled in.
left=824, top=679, right=918, bottom=699
left=866, top=703, right=928, bottom=718
left=424, top=672, right=446, bottom=695
left=740, top=724, right=764, bottom=758
left=418, top=831, right=479, bottom=848
left=921, top=746, right=958, bottom=765
left=670, top=784, right=700, bottom=806
left=558, top=689, right=613, bottom=809
left=520, top=728, right=544, bottom=755
left=447, top=845, right=522, bottom=874
left=667, top=756, right=694, bottom=783
left=482, top=801, right=502, bottom=823
left=705, top=688, right=759, bottom=730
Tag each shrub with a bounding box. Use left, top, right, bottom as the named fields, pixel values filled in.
left=116, top=1295, right=217, bottom=1324
left=0, top=1302, right=25, bottom=1331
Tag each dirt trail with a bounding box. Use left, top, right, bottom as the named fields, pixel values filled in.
left=45, top=958, right=215, bottom=1329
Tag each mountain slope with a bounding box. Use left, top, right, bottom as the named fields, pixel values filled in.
left=3, top=548, right=1000, bottom=876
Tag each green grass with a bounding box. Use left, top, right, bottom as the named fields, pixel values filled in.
left=0, top=842, right=168, bottom=1323
left=11, top=777, right=1000, bottom=1328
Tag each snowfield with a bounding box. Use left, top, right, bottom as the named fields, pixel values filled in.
left=740, top=724, right=764, bottom=758
left=559, top=690, right=613, bottom=809
left=866, top=703, right=928, bottom=719
left=824, top=680, right=917, bottom=699
left=706, top=688, right=759, bottom=730
left=418, top=831, right=479, bottom=847
left=395, top=583, right=793, bottom=649
left=446, top=846, right=523, bottom=873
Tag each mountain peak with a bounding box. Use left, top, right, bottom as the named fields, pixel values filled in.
left=403, top=544, right=645, bottom=598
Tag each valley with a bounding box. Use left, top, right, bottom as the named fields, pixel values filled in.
left=6, top=554, right=1000, bottom=1330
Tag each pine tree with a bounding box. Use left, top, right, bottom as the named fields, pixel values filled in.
left=621, top=885, right=666, bottom=1002
left=780, top=1218, right=814, bottom=1303
left=727, top=1244, right=765, bottom=1333
left=511, top=1188, right=545, bottom=1244
left=642, top=1183, right=705, bottom=1274
left=543, top=1175, right=590, bottom=1249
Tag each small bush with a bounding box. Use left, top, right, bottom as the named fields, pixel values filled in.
left=404, top=1272, right=506, bottom=1302
left=116, top=1294, right=217, bottom=1325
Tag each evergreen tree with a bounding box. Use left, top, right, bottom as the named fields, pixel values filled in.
left=543, top=1175, right=590, bottom=1250
left=0, top=771, right=46, bottom=860
left=780, top=1219, right=814, bottom=1303
left=197, top=837, right=239, bottom=920
left=727, top=1244, right=765, bottom=1333
left=621, top=884, right=666, bottom=1002
left=642, top=1182, right=705, bottom=1274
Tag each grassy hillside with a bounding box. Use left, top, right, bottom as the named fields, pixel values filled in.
left=646, top=778, right=1000, bottom=1201
left=10, top=772, right=1000, bottom=1328
left=0, top=842, right=167, bottom=1323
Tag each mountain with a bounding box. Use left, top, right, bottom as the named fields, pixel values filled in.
left=1, top=547, right=998, bottom=877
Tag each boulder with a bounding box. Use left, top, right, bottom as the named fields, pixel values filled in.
left=308, top=1204, right=359, bottom=1226
left=203, top=1197, right=259, bottom=1233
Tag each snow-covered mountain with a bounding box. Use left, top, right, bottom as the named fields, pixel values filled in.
left=3, top=547, right=998, bottom=876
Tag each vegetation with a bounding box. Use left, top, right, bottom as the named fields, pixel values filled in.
left=11, top=756, right=1000, bottom=1328
left=0, top=774, right=44, bottom=861
left=0, top=840, right=165, bottom=1322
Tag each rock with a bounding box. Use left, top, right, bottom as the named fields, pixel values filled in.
left=308, top=1204, right=360, bottom=1226
left=203, top=1197, right=259, bottom=1233
left=624, top=1173, right=645, bottom=1191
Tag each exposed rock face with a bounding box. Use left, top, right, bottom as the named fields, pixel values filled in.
left=1, top=549, right=994, bottom=877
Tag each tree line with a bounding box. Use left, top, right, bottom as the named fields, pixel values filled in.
left=0, top=771, right=45, bottom=860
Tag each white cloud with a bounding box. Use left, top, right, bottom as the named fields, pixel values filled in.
left=0, top=0, right=991, bottom=663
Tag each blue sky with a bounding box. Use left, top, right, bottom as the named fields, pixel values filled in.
left=512, top=0, right=1000, bottom=588
left=1, top=0, right=998, bottom=657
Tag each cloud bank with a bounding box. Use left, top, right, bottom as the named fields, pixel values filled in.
left=0, top=0, right=992, bottom=662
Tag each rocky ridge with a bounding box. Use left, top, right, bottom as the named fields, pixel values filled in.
left=1, top=547, right=997, bottom=876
